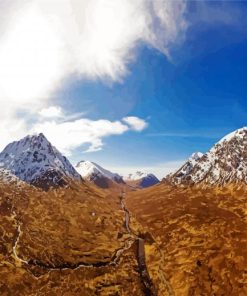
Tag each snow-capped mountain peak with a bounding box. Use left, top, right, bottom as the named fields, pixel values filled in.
left=124, top=171, right=160, bottom=188
left=0, top=133, right=81, bottom=189
left=76, top=161, right=124, bottom=186
left=217, top=127, right=247, bottom=144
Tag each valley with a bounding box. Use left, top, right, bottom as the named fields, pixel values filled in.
left=1, top=0, right=247, bottom=294
left=1, top=128, right=247, bottom=295
left=0, top=178, right=167, bottom=295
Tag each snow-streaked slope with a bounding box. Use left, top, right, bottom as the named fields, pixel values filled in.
left=166, top=152, right=203, bottom=184
left=0, top=168, right=22, bottom=184
left=76, top=161, right=124, bottom=188
left=0, top=133, right=81, bottom=189
left=124, top=171, right=160, bottom=188
left=167, top=127, right=247, bottom=186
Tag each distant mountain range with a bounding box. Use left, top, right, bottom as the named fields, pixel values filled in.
left=1, top=127, right=247, bottom=190
left=75, top=161, right=160, bottom=189
left=0, top=134, right=159, bottom=190
left=165, top=127, right=247, bottom=186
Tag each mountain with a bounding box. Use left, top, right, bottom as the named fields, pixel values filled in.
left=76, top=160, right=125, bottom=189
left=0, top=133, right=81, bottom=189
left=124, top=171, right=160, bottom=188
left=166, top=127, right=247, bottom=186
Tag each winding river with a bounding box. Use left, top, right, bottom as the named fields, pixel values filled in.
left=12, top=191, right=156, bottom=295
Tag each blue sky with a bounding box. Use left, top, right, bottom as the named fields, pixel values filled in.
left=1, top=0, right=247, bottom=178
left=60, top=1, right=247, bottom=177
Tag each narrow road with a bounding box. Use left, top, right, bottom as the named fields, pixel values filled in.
left=120, top=191, right=175, bottom=296
left=120, top=191, right=156, bottom=296
left=120, top=192, right=131, bottom=233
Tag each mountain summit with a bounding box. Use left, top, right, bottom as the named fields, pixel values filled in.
left=0, top=133, right=81, bottom=189
left=76, top=160, right=124, bottom=189
left=166, top=127, right=247, bottom=186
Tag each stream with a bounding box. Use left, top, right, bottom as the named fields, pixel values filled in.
left=12, top=192, right=156, bottom=295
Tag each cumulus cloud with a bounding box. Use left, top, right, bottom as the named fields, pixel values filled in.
left=31, top=116, right=147, bottom=155
left=123, top=116, right=148, bottom=131
left=0, top=0, right=187, bottom=153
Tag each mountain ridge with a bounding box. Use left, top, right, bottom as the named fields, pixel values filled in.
left=165, top=127, right=247, bottom=186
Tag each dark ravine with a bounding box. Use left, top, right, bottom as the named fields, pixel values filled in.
left=136, top=238, right=156, bottom=296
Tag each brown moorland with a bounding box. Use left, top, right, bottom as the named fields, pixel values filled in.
left=126, top=183, right=247, bottom=295
left=0, top=178, right=169, bottom=295
left=0, top=180, right=144, bottom=295
left=3, top=170, right=247, bottom=295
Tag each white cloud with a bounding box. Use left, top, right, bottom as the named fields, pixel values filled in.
left=1, top=116, right=28, bottom=152
left=0, top=0, right=187, bottom=104
left=0, top=0, right=187, bottom=153
left=31, top=116, right=148, bottom=155
left=123, top=116, right=148, bottom=131
left=0, top=2, right=64, bottom=107
left=39, top=106, right=63, bottom=118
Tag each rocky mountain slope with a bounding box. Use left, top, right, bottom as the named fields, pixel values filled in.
left=0, top=133, right=81, bottom=189
left=76, top=160, right=125, bottom=189
left=165, top=127, right=247, bottom=186
left=125, top=171, right=160, bottom=189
